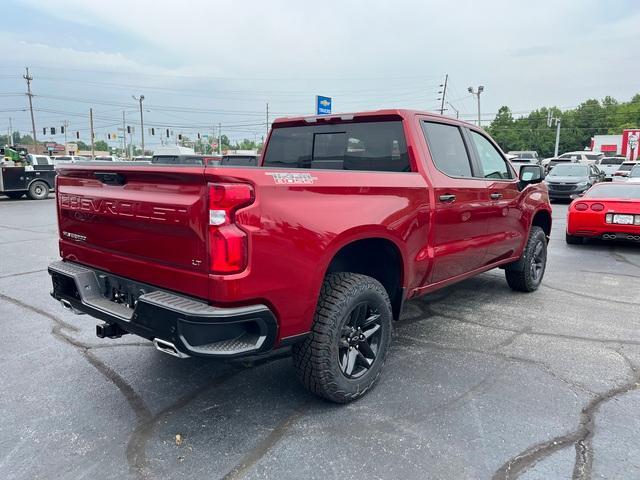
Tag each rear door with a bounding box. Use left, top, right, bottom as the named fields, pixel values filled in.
left=467, top=128, right=526, bottom=264
left=420, top=120, right=491, bottom=283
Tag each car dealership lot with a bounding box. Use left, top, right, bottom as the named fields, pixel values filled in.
left=1, top=196, right=639, bottom=480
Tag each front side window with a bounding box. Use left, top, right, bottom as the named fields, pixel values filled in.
left=470, top=131, right=512, bottom=180
left=421, top=122, right=473, bottom=178
left=263, top=120, right=409, bottom=172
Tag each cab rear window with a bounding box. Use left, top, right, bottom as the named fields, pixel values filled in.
left=263, top=121, right=410, bottom=172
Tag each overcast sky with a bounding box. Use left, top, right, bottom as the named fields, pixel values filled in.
left=1, top=0, right=639, bottom=146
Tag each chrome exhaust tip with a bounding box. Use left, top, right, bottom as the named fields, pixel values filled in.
left=153, top=338, right=189, bottom=358
left=60, top=298, right=84, bottom=315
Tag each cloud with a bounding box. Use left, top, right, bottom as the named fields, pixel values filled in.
left=5, top=0, right=640, bottom=137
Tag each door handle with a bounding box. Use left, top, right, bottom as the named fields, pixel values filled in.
left=439, top=194, right=456, bottom=203
left=490, top=193, right=503, bottom=200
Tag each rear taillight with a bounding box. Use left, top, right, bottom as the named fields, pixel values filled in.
left=208, top=183, right=254, bottom=274
left=574, top=203, right=588, bottom=211
left=590, top=203, right=604, bottom=211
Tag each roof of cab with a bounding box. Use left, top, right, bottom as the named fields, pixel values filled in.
left=271, top=109, right=477, bottom=129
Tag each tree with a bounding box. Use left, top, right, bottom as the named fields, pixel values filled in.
left=486, top=94, right=640, bottom=156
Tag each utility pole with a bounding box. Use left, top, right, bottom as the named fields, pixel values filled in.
left=63, top=120, right=68, bottom=149
left=468, top=85, right=485, bottom=127
left=122, top=111, right=127, bottom=159
left=438, top=74, right=448, bottom=115
left=23, top=67, right=37, bottom=150
left=133, top=95, right=145, bottom=154
left=547, top=111, right=562, bottom=157
left=89, top=108, right=95, bottom=159
left=218, top=123, right=222, bottom=155
left=266, top=102, right=269, bottom=138
left=8, top=117, right=13, bottom=146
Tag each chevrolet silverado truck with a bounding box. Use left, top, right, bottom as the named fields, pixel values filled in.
left=48, top=110, right=551, bottom=403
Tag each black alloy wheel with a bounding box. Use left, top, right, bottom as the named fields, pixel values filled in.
left=338, top=302, right=383, bottom=379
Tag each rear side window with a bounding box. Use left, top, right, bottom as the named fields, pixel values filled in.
left=263, top=121, right=410, bottom=172
left=470, top=131, right=513, bottom=180
left=421, top=122, right=473, bottom=178
left=600, top=157, right=624, bottom=165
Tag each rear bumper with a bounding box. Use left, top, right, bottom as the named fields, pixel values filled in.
left=48, top=260, right=278, bottom=358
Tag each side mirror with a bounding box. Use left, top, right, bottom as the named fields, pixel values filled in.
left=518, top=164, right=544, bottom=190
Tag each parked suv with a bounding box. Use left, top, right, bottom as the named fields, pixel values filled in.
left=545, top=163, right=603, bottom=199
left=49, top=110, right=552, bottom=403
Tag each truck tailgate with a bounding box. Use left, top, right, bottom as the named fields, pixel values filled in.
left=56, top=164, right=209, bottom=298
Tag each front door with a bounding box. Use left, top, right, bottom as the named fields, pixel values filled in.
left=420, top=121, right=492, bottom=284
left=467, top=128, right=527, bottom=264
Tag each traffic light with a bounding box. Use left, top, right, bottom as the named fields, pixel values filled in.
left=149, top=128, right=155, bottom=135
left=127, top=126, right=132, bottom=134
left=42, top=128, right=46, bottom=135
left=178, top=134, right=183, bottom=140
left=166, top=129, right=170, bottom=138
left=51, top=127, right=56, bottom=135
left=61, top=126, right=65, bottom=134
left=76, top=131, right=80, bottom=139
left=197, top=133, right=201, bottom=139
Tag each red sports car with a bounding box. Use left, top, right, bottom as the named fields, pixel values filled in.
left=566, top=183, right=640, bottom=244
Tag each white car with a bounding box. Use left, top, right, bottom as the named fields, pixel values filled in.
left=557, top=151, right=603, bottom=165
left=507, top=151, right=539, bottom=164
left=612, top=162, right=639, bottom=181
left=597, top=156, right=626, bottom=181
left=624, top=164, right=640, bottom=183
left=52, top=155, right=88, bottom=165
left=94, top=155, right=122, bottom=162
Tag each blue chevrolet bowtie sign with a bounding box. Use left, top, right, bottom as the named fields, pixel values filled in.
left=316, top=95, right=332, bottom=115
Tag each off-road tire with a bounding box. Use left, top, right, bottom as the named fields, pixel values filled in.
left=565, top=232, right=583, bottom=245
left=28, top=181, right=49, bottom=200
left=505, top=226, right=547, bottom=292
left=292, top=273, right=393, bottom=403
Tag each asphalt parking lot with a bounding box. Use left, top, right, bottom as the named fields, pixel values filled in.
left=1, top=195, right=639, bottom=480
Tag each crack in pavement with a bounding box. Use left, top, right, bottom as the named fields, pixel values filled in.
left=221, top=402, right=310, bottom=480
left=396, top=334, right=595, bottom=398
left=126, top=368, right=242, bottom=479
left=410, top=302, right=640, bottom=347
left=579, top=270, right=640, bottom=280
left=0, top=268, right=48, bottom=280
left=542, top=283, right=640, bottom=307
left=0, top=291, right=153, bottom=417
left=1, top=288, right=303, bottom=480
left=492, top=350, right=640, bottom=480
left=608, top=249, right=640, bottom=270
left=126, top=351, right=294, bottom=480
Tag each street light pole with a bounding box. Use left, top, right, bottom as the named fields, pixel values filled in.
left=468, top=85, right=485, bottom=127
left=133, top=95, right=145, bottom=155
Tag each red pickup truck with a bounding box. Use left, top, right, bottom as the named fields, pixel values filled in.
left=49, top=110, right=551, bottom=403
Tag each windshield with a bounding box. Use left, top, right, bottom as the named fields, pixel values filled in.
left=549, top=164, right=588, bottom=176
left=630, top=165, right=640, bottom=178
left=619, top=164, right=635, bottom=172
left=559, top=153, right=581, bottom=159
left=584, top=184, right=640, bottom=199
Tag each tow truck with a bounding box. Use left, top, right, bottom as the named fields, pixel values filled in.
left=1, top=147, right=56, bottom=200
